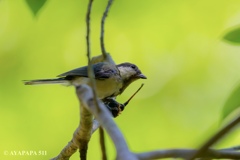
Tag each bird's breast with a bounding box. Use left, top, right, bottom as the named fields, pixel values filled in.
left=95, top=76, right=122, bottom=99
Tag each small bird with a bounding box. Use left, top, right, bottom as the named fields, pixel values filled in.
left=24, top=62, right=147, bottom=99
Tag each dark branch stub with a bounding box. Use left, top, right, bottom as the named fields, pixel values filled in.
left=99, top=127, right=107, bottom=160
left=100, top=0, right=114, bottom=59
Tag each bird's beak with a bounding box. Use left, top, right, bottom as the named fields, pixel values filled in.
left=137, top=74, right=147, bottom=79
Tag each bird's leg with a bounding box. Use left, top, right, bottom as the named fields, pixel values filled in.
left=103, top=98, right=123, bottom=117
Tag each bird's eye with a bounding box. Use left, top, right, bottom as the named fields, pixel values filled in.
left=131, top=65, right=136, bottom=69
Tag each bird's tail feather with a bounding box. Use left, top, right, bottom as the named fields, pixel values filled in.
left=23, top=78, right=69, bottom=85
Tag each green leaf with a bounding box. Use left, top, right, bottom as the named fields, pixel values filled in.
left=26, top=0, right=47, bottom=16
left=222, top=84, right=240, bottom=120
left=223, top=27, right=240, bottom=44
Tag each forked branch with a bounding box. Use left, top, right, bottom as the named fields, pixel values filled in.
left=74, top=84, right=240, bottom=160
left=76, top=84, right=138, bottom=160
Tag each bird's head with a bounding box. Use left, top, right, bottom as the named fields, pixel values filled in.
left=117, top=62, right=147, bottom=80
left=117, top=62, right=146, bottom=94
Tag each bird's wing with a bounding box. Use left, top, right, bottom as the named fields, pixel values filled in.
left=94, top=63, right=119, bottom=79
left=57, top=63, right=118, bottom=80
left=57, top=65, right=88, bottom=77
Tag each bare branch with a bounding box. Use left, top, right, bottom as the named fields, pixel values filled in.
left=51, top=84, right=99, bottom=160
left=52, top=1, right=100, bottom=158
left=100, top=0, right=114, bottom=59
left=76, top=84, right=138, bottom=160
left=86, top=0, right=93, bottom=62
left=51, top=120, right=100, bottom=160
left=189, top=115, right=240, bottom=160
left=86, top=2, right=109, bottom=160
left=86, top=0, right=99, bottom=109
left=77, top=90, right=94, bottom=160
left=99, top=127, right=107, bottom=160
left=135, top=148, right=240, bottom=160
left=51, top=140, right=78, bottom=160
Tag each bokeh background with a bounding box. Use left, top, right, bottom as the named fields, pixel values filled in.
left=1, top=0, right=240, bottom=159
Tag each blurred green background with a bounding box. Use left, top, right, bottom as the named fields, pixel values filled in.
left=1, top=0, right=240, bottom=160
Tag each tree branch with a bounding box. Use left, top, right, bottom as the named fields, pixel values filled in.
left=188, top=115, right=240, bottom=160
left=221, top=145, right=240, bottom=151
left=51, top=0, right=240, bottom=159
left=100, top=0, right=114, bottom=59
left=135, top=148, right=240, bottom=160
left=86, top=1, right=109, bottom=160
left=77, top=98, right=93, bottom=160
left=51, top=111, right=100, bottom=160
left=86, top=0, right=99, bottom=110
left=56, top=83, right=240, bottom=160
left=76, top=84, right=138, bottom=160
left=52, top=1, right=98, bottom=159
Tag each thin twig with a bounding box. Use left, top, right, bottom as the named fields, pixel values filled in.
left=135, top=148, right=240, bottom=160
left=99, top=127, right=107, bottom=160
left=86, top=2, right=106, bottom=160
left=86, top=0, right=92, bottom=61
left=86, top=0, right=99, bottom=111
left=123, top=83, right=144, bottom=106
left=85, top=0, right=94, bottom=75
left=51, top=1, right=100, bottom=159
left=98, top=1, right=115, bottom=158
left=100, top=0, right=114, bottom=59
left=67, top=0, right=97, bottom=159
left=189, top=115, right=240, bottom=160
left=76, top=84, right=138, bottom=160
